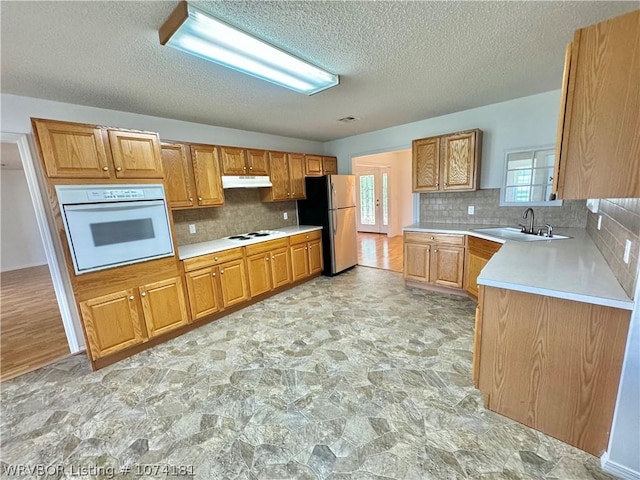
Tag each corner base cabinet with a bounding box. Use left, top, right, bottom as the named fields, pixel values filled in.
left=476, top=286, right=631, bottom=456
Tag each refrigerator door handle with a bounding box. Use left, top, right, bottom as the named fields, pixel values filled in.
left=330, top=182, right=335, bottom=209
left=332, top=209, right=338, bottom=235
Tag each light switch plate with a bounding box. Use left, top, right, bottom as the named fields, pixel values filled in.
left=623, top=239, right=632, bottom=264
left=467, top=206, right=475, bottom=215
left=283, top=212, right=288, bottom=220
left=189, top=224, right=196, bottom=234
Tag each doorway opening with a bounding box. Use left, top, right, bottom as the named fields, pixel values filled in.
left=0, top=134, right=79, bottom=381
left=352, top=149, right=413, bottom=273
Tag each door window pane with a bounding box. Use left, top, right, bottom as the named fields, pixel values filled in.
left=359, top=175, right=375, bottom=225
left=382, top=172, right=388, bottom=226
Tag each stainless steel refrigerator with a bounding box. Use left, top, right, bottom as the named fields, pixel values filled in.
left=297, top=175, right=358, bottom=276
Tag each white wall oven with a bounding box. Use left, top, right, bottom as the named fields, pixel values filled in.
left=56, top=185, right=174, bottom=275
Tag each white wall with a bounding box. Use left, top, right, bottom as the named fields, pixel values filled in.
left=1, top=93, right=324, bottom=153
left=1, top=169, right=47, bottom=271
left=352, top=149, right=413, bottom=237
left=604, top=260, right=640, bottom=479
left=326, top=90, right=561, bottom=189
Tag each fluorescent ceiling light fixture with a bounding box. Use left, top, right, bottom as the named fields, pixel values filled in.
left=159, top=2, right=339, bottom=95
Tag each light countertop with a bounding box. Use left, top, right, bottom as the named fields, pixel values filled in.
left=403, top=223, right=633, bottom=310
left=178, top=225, right=322, bottom=260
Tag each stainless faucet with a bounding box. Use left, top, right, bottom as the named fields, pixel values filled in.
left=522, top=208, right=535, bottom=234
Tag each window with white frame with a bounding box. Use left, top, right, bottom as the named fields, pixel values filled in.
left=501, top=147, right=562, bottom=206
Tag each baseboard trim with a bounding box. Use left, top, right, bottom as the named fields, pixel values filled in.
left=601, top=452, right=640, bottom=480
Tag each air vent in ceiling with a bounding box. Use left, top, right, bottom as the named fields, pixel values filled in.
left=337, top=116, right=361, bottom=123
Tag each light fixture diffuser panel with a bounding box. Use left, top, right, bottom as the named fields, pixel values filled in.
left=160, top=2, right=339, bottom=95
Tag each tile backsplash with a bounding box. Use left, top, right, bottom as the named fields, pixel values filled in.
left=419, top=189, right=588, bottom=228
left=172, top=189, right=297, bottom=245
left=586, top=198, right=640, bottom=298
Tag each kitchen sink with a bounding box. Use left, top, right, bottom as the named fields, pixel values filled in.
left=472, top=227, right=571, bottom=242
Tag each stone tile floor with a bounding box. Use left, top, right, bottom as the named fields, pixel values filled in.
left=1, top=267, right=615, bottom=479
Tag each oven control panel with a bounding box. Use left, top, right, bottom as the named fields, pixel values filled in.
left=87, top=189, right=145, bottom=201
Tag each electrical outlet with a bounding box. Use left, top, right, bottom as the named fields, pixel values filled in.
left=597, top=215, right=602, bottom=230
left=623, top=239, right=632, bottom=264
left=189, top=224, right=196, bottom=234
left=283, top=212, right=288, bottom=220
left=467, top=206, right=475, bottom=215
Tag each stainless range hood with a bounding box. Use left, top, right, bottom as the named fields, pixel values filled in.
left=221, top=176, right=273, bottom=188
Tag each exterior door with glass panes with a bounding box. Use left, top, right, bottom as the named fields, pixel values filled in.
left=356, top=167, right=389, bottom=233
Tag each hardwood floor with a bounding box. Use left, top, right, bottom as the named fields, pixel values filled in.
left=357, top=232, right=403, bottom=272
left=1, top=265, right=70, bottom=382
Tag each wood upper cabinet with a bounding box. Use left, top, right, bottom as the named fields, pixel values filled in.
left=139, top=277, right=189, bottom=338
left=553, top=10, right=640, bottom=199
left=322, top=156, right=338, bottom=175
left=32, top=118, right=164, bottom=180
left=32, top=119, right=111, bottom=178
left=261, top=152, right=306, bottom=202
left=219, top=258, right=249, bottom=308
left=220, top=146, right=269, bottom=176
left=80, top=288, right=144, bottom=360
left=412, top=129, right=481, bottom=193
left=190, top=144, right=225, bottom=207
left=246, top=149, right=269, bottom=175
left=305, top=155, right=323, bottom=176
left=108, top=130, right=164, bottom=179
left=305, top=155, right=338, bottom=176
left=185, top=267, right=220, bottom=321
left=403, top=232, right=466, bottom=288
left=161, top=142, right=195, bottom=208
left=465, top=236, right=502, bottom=299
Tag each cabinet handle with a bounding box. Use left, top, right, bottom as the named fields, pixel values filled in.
left=141, top=292, right=147, bottom=297
left=434, top=249, right=438, bottom=252
left=214, top=256, right=218, bottom=261
left=198, top=196, right=203, bottom=201
left=220, top=269, right=224, bottom=274
left=430, top=236, right=434, bottom=240
left=266, top=257, right=270, bottom=261
left=189, top=197, right=193, bottom=202
left=212, top=272, right=216, bottom=277
left=243, top=166, right=247, bottom=170
left=271, top=256, right=275, bottom=260
left=249, top=166, right=253, bottom=170
left=102, top=166, right=109, bottom=171
left=444, top=183, right=448, bottom=187
left=306, top=235, right=309, bottom=239
left=116, top=166, right=122, bottom=172
left=129, top=295, right=134, bottom=300
left=287, top=192, right=291, bottom=196
left=305, top=247, right=308, bottom=250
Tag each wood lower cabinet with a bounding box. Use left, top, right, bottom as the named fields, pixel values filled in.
left=403, top=232, right=466, bottom=289
left=32, top=118, right=163, bottom=179
left=139, top=277, right=189, bottom=337
left=553, top=10, right=640, bottom=199
left=290, top=231, right=323, bottom=280
left=79, top=275, right=188, bottom=360
left=477, top=286, right=631, bottom=456
left=219, top=259, right=249, bottom=308
left=465, top=236, right=502, bottom=298
left=185, top=267, right=220, bottom=320
left=262, top=152, right=306, bottom=201
left=412, top=129, right=481, bottom=193
left=246, top=239, right=292, bottom=297
left=161, top=142, right=195, bottom=208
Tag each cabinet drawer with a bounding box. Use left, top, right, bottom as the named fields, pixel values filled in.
left=245, top=238, right=289, bottom=256
left=404, top=232, right=465, bottom=246
left=290, top=230, right=321, bottom=245
left=183, top=247, right=243, bottom=272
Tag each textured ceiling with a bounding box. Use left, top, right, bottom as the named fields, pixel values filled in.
left=1, top=1, right=638, bottom=142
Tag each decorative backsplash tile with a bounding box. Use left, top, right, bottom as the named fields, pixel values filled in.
left=586, top=198, right=640, bottom=298
left=419, top=189, right=588, bottom=228
left=172, top=189, right=297, bottom=245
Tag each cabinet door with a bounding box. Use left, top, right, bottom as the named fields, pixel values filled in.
left=219, top=259, right=249, bottom=308
left=161, top=143, right=195, bottom=208
left=246, top=149, right=269, bottom=175
left=442, top=131, right=476, bottom=191
left=305, top=155, right=323, bottom=176
left=431, top=246, right=465, bottom=288
left=267, top=151, right=290, bottom=201
left=186, top=267, right=220, bottom=320
left=322, top=156, right=338, bottom=175
left=108, top=130, right=164, bottom=179
left=32, top=119, right=111, bottom=178
left=412, top=137, right=440, bottom=192
left=289, top=153, right=307, bottom=199
left=247, top=253, right=272, bottom=297
left=556, top=10, right=640, bottom=199
left=220, top=146, right=247, bottom=175
left=270, top=246, right=293, bottom=288
left=308, top=240, right=323, bottom=275
left=403, top=243, right=430, bottom=282
left=191, top=144, right=225, bottom=206
left=291, top=243, right=310, bottom=281
left=139, top=277, right=189, bottom=338
left=80, top=289, right=144, bottom=360
left=465, top=252, right=487, bottom=298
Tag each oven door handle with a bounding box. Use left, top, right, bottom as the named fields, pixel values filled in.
left=63, top=200, right=166, bottom=213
